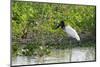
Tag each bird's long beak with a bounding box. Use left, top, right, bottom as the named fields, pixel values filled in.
left=55, top=23, right=61, bottom=29
left=54, top=22, right=61, bottom=29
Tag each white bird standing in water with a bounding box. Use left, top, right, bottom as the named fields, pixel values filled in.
left=56, top=20, right=80, bottom=61
left=56, top=20, right=80, bottom=41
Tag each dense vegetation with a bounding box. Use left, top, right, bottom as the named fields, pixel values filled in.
left=12, top=1, right=96, bottom=56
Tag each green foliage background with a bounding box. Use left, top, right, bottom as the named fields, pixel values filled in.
left=12, top=1, right=96, bottom=56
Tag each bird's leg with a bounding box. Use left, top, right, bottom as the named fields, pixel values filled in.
left=69, top=38, right=72, bottom=62
left=77, top=40, right=81, bottom=47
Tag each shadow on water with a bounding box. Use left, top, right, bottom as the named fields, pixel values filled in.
left=12, top=47, right=95, bottom=65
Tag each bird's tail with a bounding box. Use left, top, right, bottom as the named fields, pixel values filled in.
left=76, top=34, right=80, bottom=41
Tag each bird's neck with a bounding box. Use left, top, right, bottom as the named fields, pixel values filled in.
left=61, top=26, right=65, bottom=30
left=61, top=24, right=65, bottom=29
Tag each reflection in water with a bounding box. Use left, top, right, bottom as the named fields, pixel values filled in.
left=12, top=47, right=95, bottom=65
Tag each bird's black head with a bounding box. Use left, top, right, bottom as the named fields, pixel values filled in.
left=56, top=20, right=65, bottom=29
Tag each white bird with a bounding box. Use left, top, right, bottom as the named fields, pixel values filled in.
left=56, top=21, right=80, bottom=41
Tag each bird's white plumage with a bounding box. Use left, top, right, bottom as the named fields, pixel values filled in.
left=63, top=25, right=80, bottom=41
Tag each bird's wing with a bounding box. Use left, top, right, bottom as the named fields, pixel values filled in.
left=64, top=26, right=80, bottom=41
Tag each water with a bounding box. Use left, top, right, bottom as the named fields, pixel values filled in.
left=12, top=47, right=95, bottom=66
